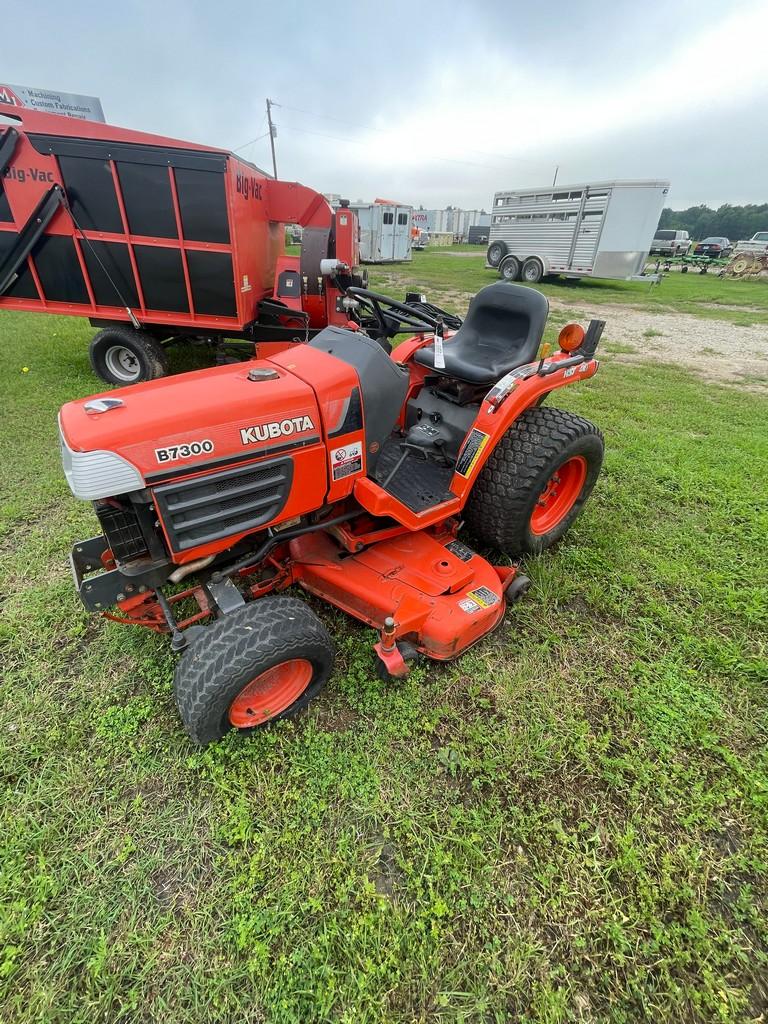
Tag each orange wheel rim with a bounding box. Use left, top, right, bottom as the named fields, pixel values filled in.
left=228, top=658, right=313, bottom=728
left=530, top=456, right=587, bottom=535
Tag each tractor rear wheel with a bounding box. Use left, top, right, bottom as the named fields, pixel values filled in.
left=173, top=596, right=335, bottom=745
left=463, top=406, right=604, bottom=555
left=89, top=326, right=169, bottom=386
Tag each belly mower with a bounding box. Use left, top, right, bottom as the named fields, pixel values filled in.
left=60, top=282, right=605, bottom=745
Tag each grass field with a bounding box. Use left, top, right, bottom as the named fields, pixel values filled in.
left=1, top=268, right=767, bottom=1022
left=366, top=249, right=768, bottom=327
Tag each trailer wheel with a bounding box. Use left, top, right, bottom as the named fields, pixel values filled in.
left=173, top=596, right=335, bottom=746
left=499, top=255, right=521, bottom=281
left=521, top=257, right=544, bottom=284
left=487, top=241, right=507, bottom=268
left=463, top=406, right=604, bottom=556
left=89, top=326, right=169, bottom=386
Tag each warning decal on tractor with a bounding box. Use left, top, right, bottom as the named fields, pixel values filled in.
left=331, top=441, right=363, bottom=480
left=466, top=586, right=499, bottom=608
left=459, top=586, right=499, bottom=615
left=455, top=428, right=490, bottom=477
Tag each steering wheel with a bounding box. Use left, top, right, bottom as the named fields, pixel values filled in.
left=345, top=287, right=439, bottom=340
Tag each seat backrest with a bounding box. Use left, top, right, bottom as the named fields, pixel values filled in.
left=460, top=282, right=549, bottom=363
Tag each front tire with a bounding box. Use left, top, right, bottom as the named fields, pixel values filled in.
left=173, top=597, right=335, bottom=746
left=89, top=326, right=169, bottom=386
left=464, top=407, right=604, bottom=555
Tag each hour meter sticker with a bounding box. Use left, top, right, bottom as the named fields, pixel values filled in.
left=155, top=440, right=214, bottom=463
left=455, top=428, right=490, bottom=477
left=330, top=441, right=363, bottom=480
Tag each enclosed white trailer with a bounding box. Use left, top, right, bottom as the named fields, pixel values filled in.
left=352, top=203, right=413, bottom=263
left=486, top=179, right=670, bottom=283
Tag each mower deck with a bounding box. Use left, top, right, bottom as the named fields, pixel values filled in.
left=289, top=529, right=512, bottom=661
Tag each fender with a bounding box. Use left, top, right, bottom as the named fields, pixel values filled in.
left=450, top=353, right=598, bottom=502
left=352, top=349, right=598, bottom=529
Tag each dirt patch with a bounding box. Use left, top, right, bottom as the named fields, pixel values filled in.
left=560, top=298, right=768, bottom=391
left=377, top=275, right=768, bottom=391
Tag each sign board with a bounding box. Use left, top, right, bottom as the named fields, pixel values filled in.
left=0, top=83, right=105, bottom=122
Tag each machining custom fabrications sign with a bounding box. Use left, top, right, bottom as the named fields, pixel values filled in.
left=0, top=83, right=105, bottom=122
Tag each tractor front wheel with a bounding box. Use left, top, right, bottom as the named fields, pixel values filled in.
left=463, top=406, right=604, bottom=555
left=173, top=597, right=335, bottom=745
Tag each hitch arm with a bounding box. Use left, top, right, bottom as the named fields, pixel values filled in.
left=0, top=183, right=66, bottom=297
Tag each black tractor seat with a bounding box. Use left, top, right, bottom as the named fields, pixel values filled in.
left=414, top=282, right=549, bottom=384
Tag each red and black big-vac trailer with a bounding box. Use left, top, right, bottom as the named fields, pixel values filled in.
left=0, top=102, right=363, bottom=383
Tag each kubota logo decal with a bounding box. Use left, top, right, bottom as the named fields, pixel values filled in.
left=240, top=416, right=315, bottom=445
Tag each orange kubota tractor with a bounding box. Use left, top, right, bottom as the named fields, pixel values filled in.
left=60, top=281, right=605, bottom=744
left=4, top=103, right=607, bottom=745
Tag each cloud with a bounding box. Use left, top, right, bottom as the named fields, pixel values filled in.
left=4, top=0, right=766, bottom=209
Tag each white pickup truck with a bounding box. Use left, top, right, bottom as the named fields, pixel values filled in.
left=734, top=231, right=768, bottom=253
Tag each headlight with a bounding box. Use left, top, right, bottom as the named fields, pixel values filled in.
left=59, top=419, right=144, bottom=500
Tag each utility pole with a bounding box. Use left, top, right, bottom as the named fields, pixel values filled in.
left=266, top=98, right=279, bottom=179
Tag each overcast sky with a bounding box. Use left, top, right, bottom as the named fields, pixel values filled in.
left=5, top=0, right=767, bottom=210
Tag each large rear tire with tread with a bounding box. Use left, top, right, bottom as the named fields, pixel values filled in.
left=463, top=406, right=604, bottom=555
left=174, top=596, right=335, bottom=746
left=89, top=326, right=169, bottom=386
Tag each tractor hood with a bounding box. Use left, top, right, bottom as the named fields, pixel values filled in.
left=59, top=359, right=323, bottom=501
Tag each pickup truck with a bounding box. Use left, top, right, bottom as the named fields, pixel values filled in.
left=734, top=231, right=768, bottom=253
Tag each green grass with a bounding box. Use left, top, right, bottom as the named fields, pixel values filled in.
left=368, top=250, right=768, bottom=326
left=1, top=310, right=768, bottom=1022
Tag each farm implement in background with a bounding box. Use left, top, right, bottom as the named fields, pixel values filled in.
left=0, top=103, right=368, bottom=384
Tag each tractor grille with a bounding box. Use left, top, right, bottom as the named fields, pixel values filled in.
left=153, top=456, right=294, bottom=551
left=96, top=503, right=148, bottom=562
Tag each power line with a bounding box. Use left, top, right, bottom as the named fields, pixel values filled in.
left=278, top=101, right=550, bottom=170
left=278, top=122, right=552, bottom=174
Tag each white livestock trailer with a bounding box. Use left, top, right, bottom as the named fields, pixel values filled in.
left=352, top=202, right=413, bottom=263
left=486, top=179, right=670, bottom=283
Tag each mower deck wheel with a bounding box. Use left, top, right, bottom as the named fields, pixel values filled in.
left=464, top=406, right=604, bottom=556
left=89, top=326, right=169, bottom=386
left=173, top=596, right=335, bottom=745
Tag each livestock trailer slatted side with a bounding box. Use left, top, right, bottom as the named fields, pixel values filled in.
left=490, top=187, right=611, bottom=272
left=488, top=179, right=669, bottom=280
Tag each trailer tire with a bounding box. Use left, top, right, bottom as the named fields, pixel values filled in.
left=521, top=257, right=544, bottom=284
left=487, top=241, right=507, bottom=268
left=463, top=406, right=604, bottom=556
left=499, top=255, right=521, bottom=281
left=173, top=597, right=335, bottom=746
left=89, top=326, right=169, bottom=386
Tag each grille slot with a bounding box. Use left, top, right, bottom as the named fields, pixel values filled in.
left=96, top=503, right=148, bottom=562
left=153, top=456, right=294, bottom=551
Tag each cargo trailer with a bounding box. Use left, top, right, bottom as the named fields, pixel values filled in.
left=352, top=202, right=412, bottom=263
left=486, top=179, right=669, bottom=284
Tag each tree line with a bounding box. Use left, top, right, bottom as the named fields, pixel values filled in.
left=658, top=204, right=768, bottom=242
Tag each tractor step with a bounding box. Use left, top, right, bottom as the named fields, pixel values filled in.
left=374, top=439, right=456, bottom=513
